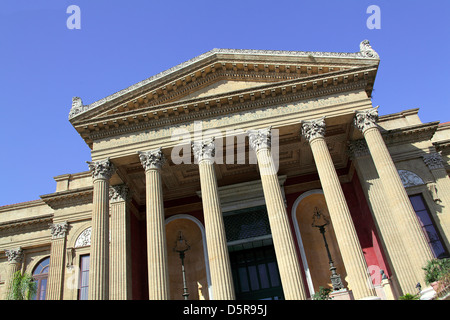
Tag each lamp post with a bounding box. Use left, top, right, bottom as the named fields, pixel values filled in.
left=174, top=231, right=191, bottom=300
left=312, top=207, right=344, bottom=291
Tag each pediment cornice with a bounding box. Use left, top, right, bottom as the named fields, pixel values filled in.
left=69, top=41, right=380, bottom=148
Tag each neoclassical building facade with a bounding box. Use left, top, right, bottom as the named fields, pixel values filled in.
left=1, top=41, right=449, bottom=300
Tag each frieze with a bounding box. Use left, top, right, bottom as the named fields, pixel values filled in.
left=89, top=81, right=366, bottom=143
left=93, top=91, right=360, bottom=152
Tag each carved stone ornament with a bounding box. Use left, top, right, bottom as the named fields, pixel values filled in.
left=192, top=138, right=216, bottom=162
left=359, top=40, right=380, bottom=58
left=87, top=158, right=116, bottom=180
left=109, top=184, right=130, bottom=203
left=348, top=139, right=370, bottom=158
left=423, top=152, right=445, bottom=170
left=428, top=183, right=442, bottom=204
left=301, top=117, right=326, bottom=142
left=138, top=147, right=166, bottom=170
left=248, top=127, right=272, bottom=152
left=354, top=107, right=379, bottom=133
left=68, top=97, right=88, bottom=119
left=398, top=169, right=425, bottom=187
left=49, top=221, right=69, bottom=239
left=5, top=248, right=23, bottom=264
left=74, top=227, right=91, bottom=248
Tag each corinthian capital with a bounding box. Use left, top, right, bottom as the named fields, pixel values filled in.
left=354, top=107, right=379, bottom=133
left=109, top=184, right=130, bottom=203
left=192, top=138, right=216, bottom=163
left=423, top=152, right=445, bottom=170
left=49, top=221, right=69, bottom=239
left=301, top=117, right=326, bottom=142
left=138, top=147, right=166, bottom=170
left=87, top=158, right=116, bottom=180
left=248, top=127, right=272, bottom=152
left=5, top=248, right=23, bottom=264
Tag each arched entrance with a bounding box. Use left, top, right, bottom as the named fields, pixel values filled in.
left=292, top=190, right=348, bottom=295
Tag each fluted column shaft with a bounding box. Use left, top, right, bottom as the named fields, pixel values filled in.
left=302, top=118, right=376, bottom=299
left=87, top=158, right=115, bottom=300
left=248, top=128, right=307, bottom=300
left=47, top=222, right=69, bottom=300
left=109, top=185, right=132, bottom=300
left=355, top=108, right=434, bottom=284
left=139, top=148, right=170, bottom=300
left=423, top=152, right=450, bottom=247
left=350, top=140, right=414, bottom=296
left=4, top=248, right=23, bottom=299
left=193, top=138, right=235, bottom=300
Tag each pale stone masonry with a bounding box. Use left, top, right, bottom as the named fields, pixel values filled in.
left=1, top=41, right=449, bottom=300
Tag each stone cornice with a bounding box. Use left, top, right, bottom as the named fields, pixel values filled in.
left=78, top=71, right=372, bottom=147
left=0, top=214, right=53, bottom=231
left=380, top=121, right=440, bottom=145
left=40, top=187, right=93, bottom=210
left=69, top=42, right=379, bottom=122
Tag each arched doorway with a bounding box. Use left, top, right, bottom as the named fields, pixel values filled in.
left=292, top=190, right=348, bottom=294
left=166, top=215, right=211, bottom=300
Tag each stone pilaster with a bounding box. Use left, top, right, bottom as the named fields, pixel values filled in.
left=349, top=139, right=413, bottom=296
left=192, top=138, right=235, bottom=300
left=422, top=152, right=450, bottom=249
left=109, top=184, right=132, bottom=300
left=46, top=221, right=69, bottom=300
left=4, top=248, right=23, bottom=299
left=354, top=108, right=434, bottom=285
left=87, top=158, right=116, bottom=300
left=138, top=148, right=170, bottom=300
left=301, top=117, right=376, bottom=300
left=248, top=128, right=307, bottom=300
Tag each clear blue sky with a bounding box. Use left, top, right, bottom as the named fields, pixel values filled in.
left=0, top=1, right=449, bottom=206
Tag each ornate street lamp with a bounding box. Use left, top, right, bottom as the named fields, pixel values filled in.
left=312, top=207, right=344, bottom=291
left=174, top=231, right=191, bottom=300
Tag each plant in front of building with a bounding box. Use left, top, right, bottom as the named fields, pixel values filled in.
left=398, top=293, right=419, bottom=300
left=7, top=271, right=37, bottom=300
left=423, top=258, right=450, bottom=285
left=312, top=286, right=333, bottom=300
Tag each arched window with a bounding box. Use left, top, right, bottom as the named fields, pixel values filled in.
left=33, top=257, right=49, bottom=300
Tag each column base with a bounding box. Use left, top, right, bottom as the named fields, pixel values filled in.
left=358, top=296, right=382, bottom=300
left=329, top=289, right=354, bottom=300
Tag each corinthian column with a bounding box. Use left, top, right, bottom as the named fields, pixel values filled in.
left=192, top=138, right=235, bottom=300
left=349, top=140, right=413, bottom=296
left=87, top=158, right=116, bottom=300
left=301, top=117, right=376, bottom=300
left=47, top=221, right=69, bottom=300
left=138, top=148, right=170, bottom=300
left=354, top=108, right=434, bottom=284
left=422, top=152, right=450, bottom=248
left=248, top=128, right=307, bottom=300
left=109, top=184, right=132, bottom=300
left=4, top=248, right=23, bottom=299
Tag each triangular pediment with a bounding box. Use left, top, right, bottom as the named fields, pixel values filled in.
left=69, top=42, right=380, bottom=147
